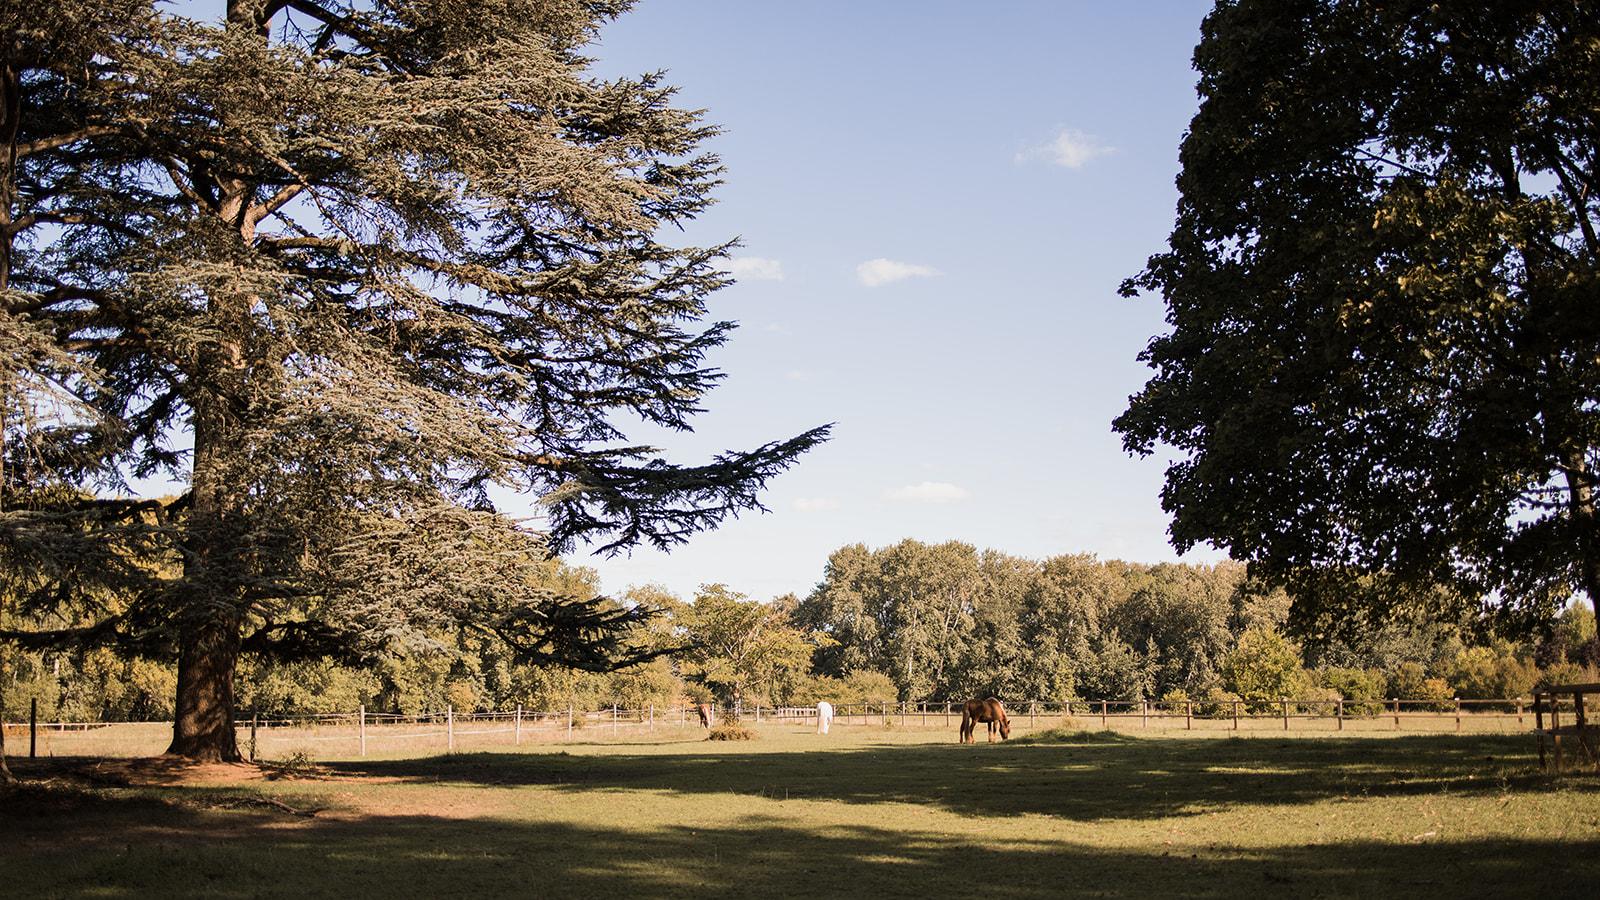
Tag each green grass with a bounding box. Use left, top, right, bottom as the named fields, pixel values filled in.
left=3, top=727, right=1597, bottom=898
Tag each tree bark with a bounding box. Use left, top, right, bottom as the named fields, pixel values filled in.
left=164, top=360, right=248, bottom=762
left=165, top=610, right=243, bottom=761
left=1565, top=454, right=1600, bottom=618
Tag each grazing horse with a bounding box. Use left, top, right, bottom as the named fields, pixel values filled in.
left=816, top=700, right=834, bottom=735
left=959, top=698, right=1011, bottom=743
left=695, top=703, right=712, bottom=728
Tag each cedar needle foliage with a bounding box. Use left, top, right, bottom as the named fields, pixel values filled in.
left=0, top=0, right=826, bottom=761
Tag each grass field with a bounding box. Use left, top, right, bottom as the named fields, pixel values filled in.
left=3, top=726, right=1597, bottom=898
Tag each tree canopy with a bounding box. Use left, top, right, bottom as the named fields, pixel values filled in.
left=0, top=0, right=825, bottom=760
left=1115, top=0, right=1600, bottom=636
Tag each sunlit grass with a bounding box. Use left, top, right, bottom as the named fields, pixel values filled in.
left=4, top=727, right=1596, bottom=898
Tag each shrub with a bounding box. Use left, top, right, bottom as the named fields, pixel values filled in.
left=707, top=724, right=757, bottom=741
left=1223, top=626, right=1303, bottom=713
left=1416, top=677, right=1455, bottom=712
left=1158, top=687, right=1191, bottom=715
left=1314, top=667, right=1386, bottom=716
left=1536, top=662, right=1599, bottom=691
left=1446, top=645, right=1537, bottom=708
left=840, top=670, right=898, bottom=704
left=1196, top=687, right=1243, bottom=719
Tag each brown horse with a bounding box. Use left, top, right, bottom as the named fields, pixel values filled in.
left=694, top=704, right=712, bottom=728
left=959, top=698, right=1011, bottom=743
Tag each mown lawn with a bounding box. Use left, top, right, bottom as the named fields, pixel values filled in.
left=3, top=727, right=1596, bottom=898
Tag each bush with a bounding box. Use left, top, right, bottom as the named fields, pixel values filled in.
left=707, top=724, right=757, bottom=741
left=1536, top=661, right=1600, bottom=691
left=1314, top=667, right=1386, bottom=716
left=1294, top=684, right=1342, bottom=715
left=1223, top=626, right=1303, bottom=713
left=1446, top=644, right=1536, bottom=708
left=1158, top=687, right=1191, bottom=714
left=1195, top=687, right=1243, bottom=719
left=838, top=670, right=898, bottom=705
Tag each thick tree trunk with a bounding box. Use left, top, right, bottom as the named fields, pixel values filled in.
left=1564, top=454, right=1600, bottom=618
left=165, top=610, right=242, bottom=762
left=166, top=319, right=248, bottom=762
left=165, top=390, right=247, bottom=762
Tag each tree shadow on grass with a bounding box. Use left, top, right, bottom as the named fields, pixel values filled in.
left=2, top=783, right=1595, bottom=899
left=319, top=733, right=1595, bottom=823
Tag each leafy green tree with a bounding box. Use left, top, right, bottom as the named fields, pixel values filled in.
left=1016, top=554, right=1122, bottom=702
left=1114, top=562, right=1239, bottom=697
left=1116, top=0, right=1600, bottom=636
left=674, top=585, right=819, bottom=715
left=1536, top=602, right=1598, bottom=668
left=796, top=540, right=987, bottom=700
left=0, top=1, right=824, bottom=760
left=1222, top=626, right=1303, bottom=712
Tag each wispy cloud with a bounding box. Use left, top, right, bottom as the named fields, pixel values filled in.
left=885, top=481, right=971, bottom=503
left=793, top=497, right=841, bottom=512
left=724, top=256, right=785, bottom=281
left=856, top=258, right=941, bottom=287
left=1016, top=128, right=1114, bottom=169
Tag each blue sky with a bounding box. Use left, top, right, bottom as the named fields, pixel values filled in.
left=535, top=1, right=1227, bottom=600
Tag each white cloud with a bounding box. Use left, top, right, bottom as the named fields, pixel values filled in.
left=1016, top=128, right=1114, bottom=169
left=793, top=497, right=841, bottom=512
left=856, top=258, right=942, bottom=287
left=723, top=256, right=785, bottom=281
left=885, top=481, right=971, bottom=503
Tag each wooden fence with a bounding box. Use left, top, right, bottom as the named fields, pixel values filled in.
left=1533, top=682, right=1600, bottom=773
left=1, top=695, right=1547, bottom=761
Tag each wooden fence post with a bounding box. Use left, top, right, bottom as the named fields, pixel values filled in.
left=1516, top=697, right=1524, bottom=728
left=1141, top=700, right=1148, bottom=729
left=359, top=704, right=367, bottom=757
left=515, top=704, right=522, bottom=745
left=1552, top=702, right=1564, bottom=773
left=1392, top=697, right=1400, bottom=730
left=1101, top=699, right=1108, bottom=730
left=1455, top=697, right=1462, bottom=732
left=1281, top=698, right=1289, bottom=731
left=567, top=705, right=573, bottom=739
left=447, top=705, right=454, bottom=752
left=945, top=702, right=950, bottom=727
left=1185, top=700, right=1192, bottom=731
left=1336, top=699, right=1343, bottom=732
left=1535, top=692, right=1546, bottom=769
left=1232, top=699, right=1239, bottom=731
left=1030, top=702, right=1037, bottom=729
left=29, top=698, right=36, bottom=758
left=250, top=709, right=259, bottom=762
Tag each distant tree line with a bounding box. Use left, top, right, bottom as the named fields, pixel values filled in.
left=6, top=539, right=1596, bottom=722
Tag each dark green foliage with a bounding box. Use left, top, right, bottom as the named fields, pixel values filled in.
left=1116, top=0, right=1600, bottom=635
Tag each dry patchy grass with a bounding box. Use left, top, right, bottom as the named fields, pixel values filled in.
left=2, top=727, right=1596, bottom=898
